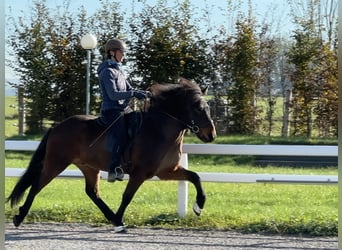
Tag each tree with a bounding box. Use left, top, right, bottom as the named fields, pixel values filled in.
left=219, top=14, right=259, bottom=134
left=313, top=42, right=338, bottom=137
left=256, top=24, right=279, bottom=136
left=48, top=6, right=92, bottom=121
left=275, top=38, right=294, bottom=137
left=90, top=0, right=124, bottom=55
left=287, top=0, right=338, bottom=137
left=7, top=0, right=125, bottom=132
left=7, top=1, right=54, bottom=133
left=7, top=0, right=338, bottom=137
left=287, top=21, right=323, bottom=137
left=129, top=0, right=211, bottom=88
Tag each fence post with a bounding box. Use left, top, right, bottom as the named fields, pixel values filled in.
left=178, top=153, right=188, bottom=217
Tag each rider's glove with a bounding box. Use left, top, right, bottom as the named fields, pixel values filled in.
left=132, top=90, right=152, bottom=100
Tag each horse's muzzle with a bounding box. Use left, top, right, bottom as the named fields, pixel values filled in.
left=197, top=123, right=216, bottom=143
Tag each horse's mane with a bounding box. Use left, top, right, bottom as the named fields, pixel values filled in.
left=147, top=78, right=202, bottom=112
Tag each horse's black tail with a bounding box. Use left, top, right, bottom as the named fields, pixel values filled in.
left=7, top=128, right=52, bottom=208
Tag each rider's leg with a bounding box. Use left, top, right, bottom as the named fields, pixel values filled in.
left=108, top=117, right=126, bottom=182
left=108, top=145, right=124, bottom=182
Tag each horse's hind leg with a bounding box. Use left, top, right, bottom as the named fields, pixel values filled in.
left=13, top=181, right=40, bottom=227
left=81, top=168, right=118, bottom=225
left=13, top=163, right=68, bottom=227
left=157, top=167, right=206, bottom=216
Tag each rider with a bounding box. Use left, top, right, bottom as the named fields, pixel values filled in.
left=97, top=38, right=150, bottom=182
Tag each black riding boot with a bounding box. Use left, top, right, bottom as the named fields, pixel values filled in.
left=107, top=146, right=125, bottom=182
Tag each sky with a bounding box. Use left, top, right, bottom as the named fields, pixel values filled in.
left=4, top=0, right=293, bottom=94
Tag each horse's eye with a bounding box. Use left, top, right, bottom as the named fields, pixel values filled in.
left=197, top=105, right=208, bottom=114
left=193, top=103, right=203, bottom=113
left=193, top=99, right=209, bottom=113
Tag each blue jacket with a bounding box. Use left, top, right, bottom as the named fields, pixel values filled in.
left=97, top=60, right=133, bottom=112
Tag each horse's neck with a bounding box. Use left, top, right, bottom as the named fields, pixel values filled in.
left=158, top=114, right=186, bottom=140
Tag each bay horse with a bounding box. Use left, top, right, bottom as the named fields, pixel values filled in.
left=7, top=78, right=216, bottom=232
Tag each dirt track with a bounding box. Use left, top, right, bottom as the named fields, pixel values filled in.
left=5, top=223, right=338, bottom=250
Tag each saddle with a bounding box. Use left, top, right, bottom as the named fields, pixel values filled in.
left=95, top=111, right=143, bottom=153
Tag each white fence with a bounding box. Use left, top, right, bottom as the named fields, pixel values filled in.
left=5, top=140, right=338, bottom=216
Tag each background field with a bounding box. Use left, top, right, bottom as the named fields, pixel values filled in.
left=4, top=96, right=338, bottom=236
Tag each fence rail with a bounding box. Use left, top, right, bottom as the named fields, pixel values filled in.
left=5, top=140, right=338, bottom=216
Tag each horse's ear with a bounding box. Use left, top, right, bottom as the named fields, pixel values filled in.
left=177, top=77, right=187, bottom=85
left=201, top=86, right=209, bottom=95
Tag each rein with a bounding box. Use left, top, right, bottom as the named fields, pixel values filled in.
left=89, top=113, right=124, bottom=148
left=156, top=110, right=201, bottom=134
left=88, top=104, right=211, bottom=148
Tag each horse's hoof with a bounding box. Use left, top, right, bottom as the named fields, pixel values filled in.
left=193, top=202, right=202, bottom=216
left=13, top=215, right=21, bottom=227
left=114, top=225, right=127, bottom=233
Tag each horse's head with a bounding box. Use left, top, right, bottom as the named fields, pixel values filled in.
left=148, top=78, right=216, bottom=143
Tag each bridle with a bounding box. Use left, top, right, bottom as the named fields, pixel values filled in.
left=158, top=110, right=212, bottom=134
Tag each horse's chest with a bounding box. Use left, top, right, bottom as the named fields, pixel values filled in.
left=158, top=144, right=182, bottom=169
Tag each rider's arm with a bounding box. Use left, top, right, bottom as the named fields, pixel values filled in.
left=101, top=68, right=133, bottom=101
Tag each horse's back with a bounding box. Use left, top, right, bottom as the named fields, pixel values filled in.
left=45, top=115, right=105, bottom=166
left=50, top=115, right=99, bottom=142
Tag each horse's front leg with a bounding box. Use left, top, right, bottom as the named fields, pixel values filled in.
left=114, top=176, right=145, bottom=232
left=188, top=170, right=206, bottom=216
left=157, top=167, right=206, bottom=216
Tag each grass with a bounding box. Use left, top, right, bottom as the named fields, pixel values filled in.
left=5, top=96, right=338, bottom=236
left=5, top=96, right=20, bottom=138
left=4, top=151, right=338, bottom=236
left=5, top=177, right=337, bottom=236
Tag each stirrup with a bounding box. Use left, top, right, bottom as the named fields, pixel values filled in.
left=114, top=166, right=124, bottom=181
left=107, top=166, right=124, bottom=183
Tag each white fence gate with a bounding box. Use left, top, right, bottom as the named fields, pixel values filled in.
left=5, top=140, right=338, bottom=216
